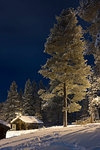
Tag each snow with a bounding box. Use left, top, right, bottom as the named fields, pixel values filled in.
left=6, top=125, right=81, bottom=138
left=11, top=115, right=43, bottom=124
left=91, top=96, right=100, bottom=105
left=0, top=123, right=100, bottom=149
left=6, top=129, right=39, bottom=138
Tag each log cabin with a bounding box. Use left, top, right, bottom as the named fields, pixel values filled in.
left=11, top=115, right=43, bottom=130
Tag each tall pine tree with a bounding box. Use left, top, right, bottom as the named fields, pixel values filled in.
left=39, top=8, right=91, bottom=127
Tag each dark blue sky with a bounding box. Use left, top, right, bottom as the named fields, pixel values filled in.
left=0, top=0, right=80, bottom=102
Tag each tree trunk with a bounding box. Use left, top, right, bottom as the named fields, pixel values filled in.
left=90, top=113, right=94, bottom=123
left=63, top=83, right=67, bottom=127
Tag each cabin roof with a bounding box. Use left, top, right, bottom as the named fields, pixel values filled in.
left=0, top=120, right=10, bottom=128
left=11, top=116, right=43, bottom=124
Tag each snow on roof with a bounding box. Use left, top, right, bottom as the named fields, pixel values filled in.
left=0, top=120, right=10, bottom=128
left=11, top=116, right=43, bottom=124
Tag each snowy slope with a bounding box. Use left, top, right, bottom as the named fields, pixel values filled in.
left=0, top=123, right=100, bottom=150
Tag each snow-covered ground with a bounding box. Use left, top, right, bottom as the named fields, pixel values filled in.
left=6, top=129, right=39, bottom=138
left=6, top=125, right=80, bottom=138
left=0, top=123, right=100, bottom=150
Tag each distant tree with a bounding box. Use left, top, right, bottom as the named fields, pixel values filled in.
left=32, top=80, right=38, bottom=106
left=39, top=80, right=45, bottom=90
left=39, top=8, right=91, bottom=127
left=3, top=81, right=21, bottom=122
left=19, top=89, right=23, bottom=101
left=31, top=80, right=44, bottom=120
left=18, top=88, right=23, bottom=113
left=0, top=102, right=5, bottom=121
left=23, top=79, right=35, bottom=115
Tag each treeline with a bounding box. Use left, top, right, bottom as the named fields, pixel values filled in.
left=0, top=79, right=45, bottom=123
left=0, top=79, right=64, bottom=125
left=0, top=79, right=88, bottom=125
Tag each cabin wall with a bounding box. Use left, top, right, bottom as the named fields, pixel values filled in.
left=11, top=119, right=28, bottom=130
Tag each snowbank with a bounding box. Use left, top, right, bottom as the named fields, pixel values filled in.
left=6, top=129, right=38, bottom=138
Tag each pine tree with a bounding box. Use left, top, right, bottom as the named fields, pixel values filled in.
left=31, top=80, right=39, bottom=114
left=39, top=8, right=91, bottom=127
left=78, top=0, right=100, bottom=121
left=23, top=79, right=35, bottom=116
left=18, top=88, right=23, bottom=113
left=0, top=102, right=5, bottom=121
left=19, top=89, right=23, bottom=102
left=4, top=81, right=21, bottom=122
left=32, top=80, right=38, bottom=107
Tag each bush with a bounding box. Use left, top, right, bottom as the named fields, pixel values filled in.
left=75, top=117, right=92, bottom=125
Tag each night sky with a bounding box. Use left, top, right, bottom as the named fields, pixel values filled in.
left=0, top=0, right=81, bottom=102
